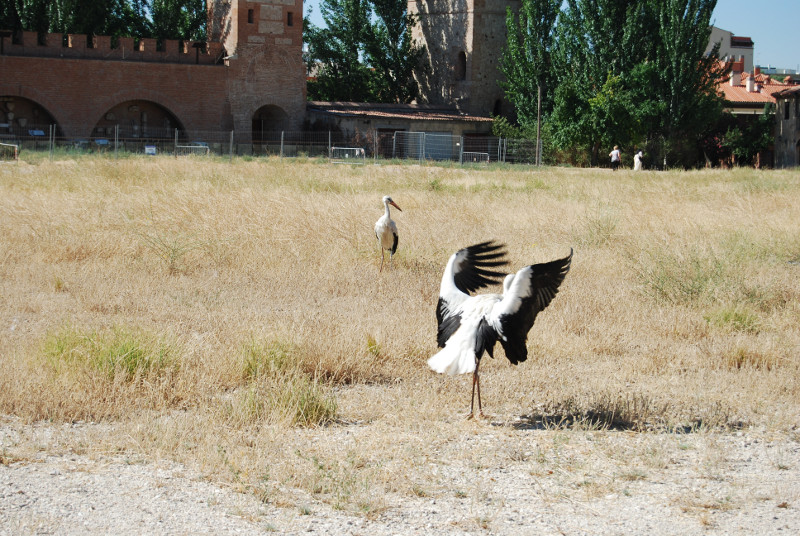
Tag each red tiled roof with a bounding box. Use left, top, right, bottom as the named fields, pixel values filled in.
left=307, top=101, right=494, bottom=122
left=771, top=85, right=800, bottom=99
left=718, top=70, right=789, bottom=106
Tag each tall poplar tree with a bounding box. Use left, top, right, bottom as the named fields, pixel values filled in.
left=500, top=0, right=560, bottom=125
left=304, top=0, right=374, bottom=102
left=364, top=0, right=424, bottom=103
left=507, top=0, right=726, bottom=167
left=304, top=0, right=423, bottom=103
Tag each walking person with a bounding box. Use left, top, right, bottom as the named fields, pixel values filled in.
left=609, top=145, right=621, bottom=170
left=633, top=150, right=643, bottom=171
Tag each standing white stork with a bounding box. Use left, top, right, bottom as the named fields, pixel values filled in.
left=428, top=241, right=572, bottom=418
left=374, top=195, right=402, bottom=271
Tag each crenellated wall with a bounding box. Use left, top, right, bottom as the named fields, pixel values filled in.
left=0, top=0, right=305, bottom=142
left=3, top=31, right=223, bottom=65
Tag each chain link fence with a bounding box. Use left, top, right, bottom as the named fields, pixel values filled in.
left=0, top=125, right=543, bottom=165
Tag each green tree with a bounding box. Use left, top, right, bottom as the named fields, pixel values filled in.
left=500, top=0, right=560, bottom=125
left=151, top=0, right=207, bottom=41
left=304, top=0, right=375, bottom=102
left=721, top=105, right=774, bottom=166
left=0, top=0, right=206, bottom=41
left=539, top=0, right=725, bottom=167
left=548, top=0, right=647, bottom=165
left=1, top=0, right=49, bottom=34
left=364, top=0, right=424, bottom=103
left=650, top=0, right=725, bottom=166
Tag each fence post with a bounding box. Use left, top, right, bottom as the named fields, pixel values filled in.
left=280, top=131, right=284, bottom=159
left=328, top=131, right=331, bottom=157
left=229, top=130, right=234, bottom=162
left=114, top=124, right=119, bottom=158
left=49, top=124, right=54, bottom=160
left=174, top=128, right=178, bottom=158
left=459, top=136, right=464, bottom=165
left=538, top=138, right=543, bottom=167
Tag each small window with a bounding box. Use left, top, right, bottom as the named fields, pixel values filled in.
left=785, top=100, right=790, bottom=120
left=248, top=9, right=254, bottom=24
left=287, top=12, right=294, bottom=26
left=456, top=51, right=467, bottom=81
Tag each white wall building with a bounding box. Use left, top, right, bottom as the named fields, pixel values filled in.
left=707, top=26, right=754, bottom=72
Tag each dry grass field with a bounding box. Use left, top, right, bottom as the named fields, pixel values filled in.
left=1, top=155, right=799, bottom=530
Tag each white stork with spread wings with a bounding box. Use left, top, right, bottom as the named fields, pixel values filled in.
left=374, top=196, right=402, bottom=271
left=428, top=241, right=573, bottom=418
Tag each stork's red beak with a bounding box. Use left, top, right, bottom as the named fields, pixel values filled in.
left=390, top=201, right=402, bottom=211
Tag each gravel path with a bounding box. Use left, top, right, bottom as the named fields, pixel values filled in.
left=2, top=420, right=799, bottom=535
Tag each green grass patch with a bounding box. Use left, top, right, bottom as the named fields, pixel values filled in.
left=704, top=305, right=761, bottom=333
left=242, top=338, right=296, bottom=380
left=43, top=325, right=179, bottom=381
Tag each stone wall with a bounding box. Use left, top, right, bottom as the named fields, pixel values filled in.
left=408, top=0, right=520, bottom=118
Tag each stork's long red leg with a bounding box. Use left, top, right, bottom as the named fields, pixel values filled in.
left=475, top=368, right=483, bottom=417
left=469, top=370, right=477, bottom=418
left=468, top=360, right=483, bottom=419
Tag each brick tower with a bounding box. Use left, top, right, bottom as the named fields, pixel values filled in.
left=208, top=0, right=306, bottom=135
left=408, top=0, right=520, bottom=118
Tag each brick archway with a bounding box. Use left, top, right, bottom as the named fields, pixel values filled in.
left=252, top=104, right=289, bottom=143
left=91, top=89, right=187, bottom=135
left=0, top=95, right=60, bottom=138
left=93, top=100, right=185, bottom=139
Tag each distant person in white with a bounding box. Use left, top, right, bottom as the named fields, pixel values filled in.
left=634, top=150, right=643, bottom=171
left=609, top=145, right=621, bottom=170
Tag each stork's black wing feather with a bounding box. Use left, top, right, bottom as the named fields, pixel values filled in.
left=436, top=241, right=509, bottom=348
left=436, top=297, right=462, bottom=347
left=497, top=248, right=573, bottom=365
left=452, top=241, right=509, bottom=295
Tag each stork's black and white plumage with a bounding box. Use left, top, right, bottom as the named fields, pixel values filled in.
left=428, top=241, right=573, bottom=418
left=374, top=195, right=402, bottom=271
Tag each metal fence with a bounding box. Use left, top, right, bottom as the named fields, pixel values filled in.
left=0, top=125, right=542, bottom=165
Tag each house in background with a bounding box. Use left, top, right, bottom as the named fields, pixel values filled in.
left=707, top=26, right=754, bottom=72
left=772, top=85, right=800, bottom=167
left=718, top=60, right=787, bottom=116
left=715, top=59, right=794, bottom=167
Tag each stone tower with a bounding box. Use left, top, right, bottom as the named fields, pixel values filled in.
left=408, top=0, right=520, bottom=118
left=208, top=0, right=306, bottom=134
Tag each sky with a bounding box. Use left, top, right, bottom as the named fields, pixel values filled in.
left=303, top=0, right=799, bottom=71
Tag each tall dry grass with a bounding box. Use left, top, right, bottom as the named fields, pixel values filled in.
left=1, top=155, right=798, bottom=511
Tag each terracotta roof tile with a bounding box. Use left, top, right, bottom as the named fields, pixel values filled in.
left=772, top=85, right=800, bottom=99
left=718, top=70, right=790, bottom=106
left=306, top=101, right=494, bottom=122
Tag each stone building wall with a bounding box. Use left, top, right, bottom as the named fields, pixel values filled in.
left=408, top=0, right=520, bottom=118
left=773, top=87, right=800, bottom=168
